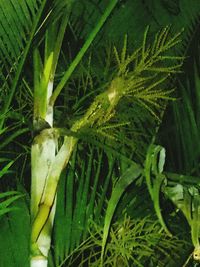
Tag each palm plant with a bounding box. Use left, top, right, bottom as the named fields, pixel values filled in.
left=30, top=22, right=181, bottom=266
left=1, top=1, right=199, bottom=267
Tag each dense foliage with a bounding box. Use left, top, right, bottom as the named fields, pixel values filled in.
left=1, top=1, right=200, bottom=266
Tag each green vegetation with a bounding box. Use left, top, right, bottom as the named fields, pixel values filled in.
left=1, top=1, right=200, bottom=266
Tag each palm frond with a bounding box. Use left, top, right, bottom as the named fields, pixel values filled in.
left=0, top=197, right=30, bottom=267
left=52, top=144, right=116, bottom=266
left=0, top=0, right=47, bottom=129
left=62, top=214, right=187, bottom=267
left=0, top=191, right=24, bottom=216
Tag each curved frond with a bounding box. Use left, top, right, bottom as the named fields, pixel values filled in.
left=0, top=0, right=47, bottom=129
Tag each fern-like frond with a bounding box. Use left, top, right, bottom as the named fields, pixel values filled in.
left=110, top=26, right=183, bottom=119
left=64, top=215, right=186, bottom=267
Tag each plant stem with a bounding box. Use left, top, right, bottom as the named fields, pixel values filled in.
left=30, top=133, right=77, bottom=266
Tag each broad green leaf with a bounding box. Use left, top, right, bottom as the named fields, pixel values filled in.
left=165, top=182, right=200, bottom=257
left=101, top=163, right=142, bottom=264
left=0, top=197, right=30, bottom=267
left=145, top=144, right=171, bottom=236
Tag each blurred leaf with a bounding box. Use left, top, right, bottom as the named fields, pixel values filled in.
left=0, top=191, right=24, bottom=217
left=0, top=160, right=14, bottom=179
left=0, top=197, right=30, bottom=267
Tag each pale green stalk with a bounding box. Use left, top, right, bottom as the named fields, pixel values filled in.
left=31, top=133, right=77, bottom=266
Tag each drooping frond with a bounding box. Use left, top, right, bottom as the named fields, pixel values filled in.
left=111, top=26, right=183, bottom=119
left=0, top=0, right=47, bottom=129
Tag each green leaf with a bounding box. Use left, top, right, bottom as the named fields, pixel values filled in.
left=144, top=144, right=171, bottom=236
left=101, top=163, right=142, bottom=265
left=0, top=0, right=48, bottom=129
left=0, top=191, right=24, bottom=217
left=0, top=160, right=14, bottom=179
left=165, top=183, right=200, bottom=254
left=0, top=197, right=30, bottom=267
left=50, top=0, right=119, bottom=105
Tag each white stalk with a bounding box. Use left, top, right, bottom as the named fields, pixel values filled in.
left=31, top=76, right=77, bottom=267
left=31, top=258, right=48, bottom=267
left=30, top=135, right=77, bottom=267
left=31, top=77, right=56, bottom=267
left=31, top=129, right=57, bottom=267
